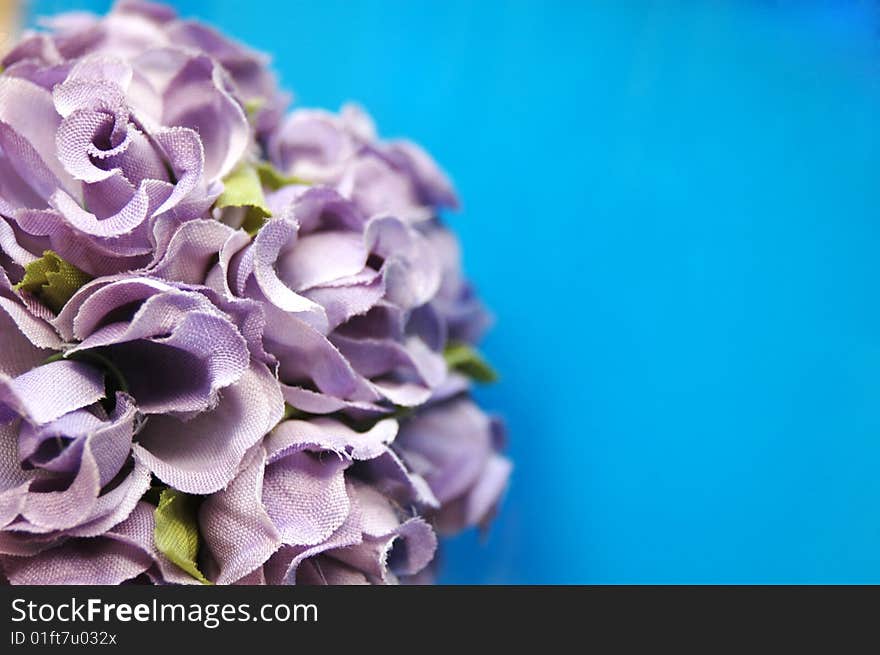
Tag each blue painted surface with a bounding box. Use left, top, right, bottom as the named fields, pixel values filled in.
left=25, top=0, right=880, bottom=583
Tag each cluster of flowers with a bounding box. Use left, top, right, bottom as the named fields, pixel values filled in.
left=0, top=0, right=509, bottom=584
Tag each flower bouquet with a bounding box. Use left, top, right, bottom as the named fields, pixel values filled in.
left=0, top=0, right=509, bottom=585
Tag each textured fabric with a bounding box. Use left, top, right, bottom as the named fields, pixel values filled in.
left=0, top=360, right=105, bottom=425
left=15, top=250, right=92, bottom=313
left=2, top=499, right=155, bottom=584
left=263, top=450, right=350, bottom=546
left=199, top=446, right=280, bottom=584
left=268, top=105, right=458, bottom=223
left=132, top=362, right=283, bottom=493
left=266, top=417, right=398, bottom=462
left=153, top=488, right=211, bottom=584
left=215, top=163, right=272, bottom=235
left=0, top=0, right=509, bottom=586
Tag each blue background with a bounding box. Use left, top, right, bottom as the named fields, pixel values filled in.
left=24, top=0, right=880, bottom=583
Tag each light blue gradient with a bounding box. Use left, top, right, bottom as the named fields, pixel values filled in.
left=25, top=0, right=880, bottom=583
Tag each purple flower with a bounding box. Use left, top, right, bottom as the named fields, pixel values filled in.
left=0, top=0, right=509, bottom=585
left=209, top=187, right=449, bottom=415
left=1, top=9, right=252, bottom=275
left=396, top=397, right=511, bottom=534
left=53, top=273, right=283, bottom=493
left=422, top=223, right=493, bottom=344
left=268, top=105, right=459, bottom=222
left=199, top=417, right=438, bottom=585
left=4, top=0, right=286, bottom=137
left=0, top=270, right=150, bottom=561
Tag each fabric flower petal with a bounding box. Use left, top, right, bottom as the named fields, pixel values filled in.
left=132, top=362, right=283, bottom=493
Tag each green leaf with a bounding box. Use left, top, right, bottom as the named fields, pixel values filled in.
left=255, top=161, right=311, bottom=190
left=216, top=163, right=272, bottom=235
left=14, top=250, right=92, bottom=314
left=154, top=489, right=212, bottom=585
left=444, top=341, right=499, bottom=384
left=244, top=97, right=266, bottom=118
left=217, top=163, right=271, bottom=213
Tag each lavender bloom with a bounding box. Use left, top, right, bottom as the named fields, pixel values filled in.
left=0, top=0, right=509, bottom=585
left=0, top=270, right=150, bottom=563
left=54, top=274, right=283, bottom=493
left=209, top=187, right=448, bottom=414
left=268, top=105, right=459, bottom=222
left=396, top=397, right=511, bottom=535
left=4, top=0, right=286, bottom=137
left=0, top=2, right=256, bottom=276
left=420, top=222, right=493, bottom=345
left=200, top=418, right=438, bottom=585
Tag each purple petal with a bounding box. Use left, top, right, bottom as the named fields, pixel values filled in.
left=277, top=231, right=367, bottom=291
left=67, top=460, right=152, bottom=538
left=69, top=285, right=250, bottom=414
left=18, top=439, right=101, bottom=531
left=435, top=453, right=512, bottom=534
left=199, top=446, right=280, bottom=584
left=266, top=417, right=398, bottom=462
left=150, top=219, right=235, bottom=284
left=250, top=218, right=327, bottom=323
left=1, top=532, right=151, bottom=584
left=0, top=360, right=105, bottom=426
left=0, top=297, right=60, bottom=377
left=132, top=362, right=282, bottom=494
left=262, top=450, right=350, bottom=547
